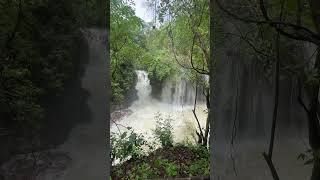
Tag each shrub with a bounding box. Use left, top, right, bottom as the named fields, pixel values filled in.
left=128, top=163, right=158, bottom=179
left=188, top=158, right=210, bottom=176
left=152, top=113, right=174, bottom=148
left=164, top=162, right=179, bottom=177
left=154, top=157, right=178, bottom=177
left=188, top=144, right=210, bottom=159
left=111, top=127, right=148, bottom=164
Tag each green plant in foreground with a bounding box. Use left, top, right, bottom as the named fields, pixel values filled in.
left=189, top=144, right=210, bottom=159
left=154, top=157, right=179, bottom=177
left=152, top=113, right=174, bottom=148
left=165, top=162, right=179, bottom=177
left=129, top=162, right=158, bottom=180
left=188, top=158, right=210, bottom=176
left=154, top=157, right=167, bottom=167
left=111, top=127, right=148, bottom=163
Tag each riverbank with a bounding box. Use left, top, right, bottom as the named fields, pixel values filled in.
left=111, top=144, right=210, bottom=179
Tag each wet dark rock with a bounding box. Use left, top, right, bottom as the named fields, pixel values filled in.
left=111, top=109, right=133, bottom=123
left=150, top=78, right=163, bottom=100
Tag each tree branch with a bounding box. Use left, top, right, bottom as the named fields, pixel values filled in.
left=263, top=1, right=284, bottom=178
left=262, top=152, right=280, bottom=180
left=192, top=83, right=205, bottom=143
left=215, top=0, right=320, bottom=46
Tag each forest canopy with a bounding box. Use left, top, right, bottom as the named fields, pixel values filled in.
left=110, top=0, right=209, bottom=108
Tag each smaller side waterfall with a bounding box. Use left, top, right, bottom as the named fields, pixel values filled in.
left=161, top=75, right=208, bottom=106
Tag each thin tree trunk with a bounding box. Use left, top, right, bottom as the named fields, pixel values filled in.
left=203, top=88, right=210, bottom=147
left=193, top=83, right=205, bottom=144
left=308, top=1, right=320, bottom=179
left=203, top=114, right=210, bottom=146
left=263, top=31, right=281, bottom=180
left=307, top=77, right=320, bottom=180
left=268, top=32, right=280, bottom=159
left=262, top=1, right=283, bottom=179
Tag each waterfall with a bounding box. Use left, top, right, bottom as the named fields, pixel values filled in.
left=161, top=74, right=208, bottom=106
left=111, top=70, right=208, bottom=141
left=134, top=70, right=152, bottom=105
left=133, top=70, right=207, bottom=107
left=111, top=69, right=209, bottom=165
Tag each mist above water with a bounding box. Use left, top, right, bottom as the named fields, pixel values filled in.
left=111, top=70, right=208, bottom=147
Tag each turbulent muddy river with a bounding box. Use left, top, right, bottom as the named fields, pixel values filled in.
left=111, top=70, right=208, bottom=148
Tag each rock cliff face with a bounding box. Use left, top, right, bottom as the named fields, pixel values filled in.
left=210, top=5, right=314, bottom=180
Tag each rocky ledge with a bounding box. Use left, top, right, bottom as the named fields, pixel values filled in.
left=110, top=109, right=133, bottom=123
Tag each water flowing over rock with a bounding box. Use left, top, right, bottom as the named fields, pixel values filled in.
left=161, top=74, right=208, bottom=105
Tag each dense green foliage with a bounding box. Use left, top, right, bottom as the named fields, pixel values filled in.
left=154, top=0, right=210, bottom=75
left=1, top=1, right=74, bottom=133
left=111, top=0, right=209, bottom=106
left=110, top=0, right=210, bottom=107
left=111, top=127, right=150, bottom=163
left=0, top=0, right=105, bottom=154
left=111, top=145, right=209, bottom=179
left=110, top=0, right=144, bottom=106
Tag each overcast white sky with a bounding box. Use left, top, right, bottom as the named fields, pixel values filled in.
left=133, top=0, right=153, bottom=23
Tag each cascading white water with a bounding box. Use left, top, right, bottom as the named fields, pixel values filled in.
left=161, top=77, right=193, bottom=105
left=161, top=75, right=208, bottom=105
left=111, top=70, right=208, bottom=150
left=133, top=70, right=152, bottom=106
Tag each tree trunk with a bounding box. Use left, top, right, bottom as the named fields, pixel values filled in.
left=203, top=88, right=210, bottom=147
left=307, top=93, right=320, bottom=180
left=305, top=49, right=320, bottom=180
left=203, top=115, right=210, bottom=147
left=307, top=1, right=320, bottom=179
left=311, top=159, right=320, bottom=180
